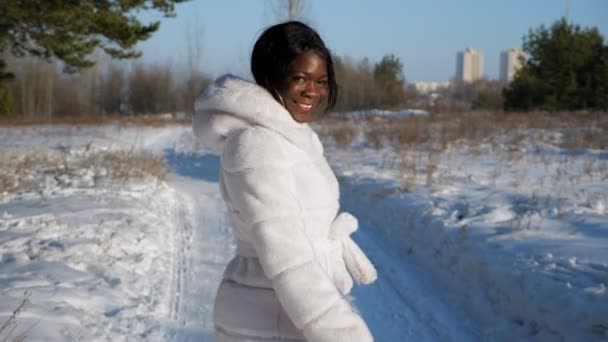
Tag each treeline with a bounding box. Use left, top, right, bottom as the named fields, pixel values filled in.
left=333, top=54, right=412, bottom=112
left=1, top=13, right=606, bottom=117
left=1, top=52, right=414, bottom=118
left=1, top=55, right=210, bottom=118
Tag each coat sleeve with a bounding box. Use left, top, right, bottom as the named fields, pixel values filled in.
left=221, top=127, right=372, bottom=342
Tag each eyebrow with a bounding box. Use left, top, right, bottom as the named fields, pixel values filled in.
left=290, top=70, right=328, bottom=78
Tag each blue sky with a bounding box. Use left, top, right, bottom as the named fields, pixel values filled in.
left=136, top=0, right=608, bottom=82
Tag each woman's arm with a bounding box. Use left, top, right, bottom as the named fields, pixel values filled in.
left=222, top=126, right=372, bottom=342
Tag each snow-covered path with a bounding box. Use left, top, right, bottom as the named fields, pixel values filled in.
left=162, top=151, right=233, bottom=341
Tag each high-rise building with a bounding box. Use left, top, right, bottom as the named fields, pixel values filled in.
left=456, top=48, right=484, bottom=82
left=500, top=48, right=525, bottom=82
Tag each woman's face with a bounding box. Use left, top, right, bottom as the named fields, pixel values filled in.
left=277, top=51, right=328, bottom=123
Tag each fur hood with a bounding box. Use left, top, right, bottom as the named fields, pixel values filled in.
left=192, top=74, right=322, bottom=156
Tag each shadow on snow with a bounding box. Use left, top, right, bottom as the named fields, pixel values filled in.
left=164, top=149, right=220, bottom=183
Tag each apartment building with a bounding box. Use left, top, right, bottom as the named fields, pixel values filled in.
left=456, top=48, right=484, bottom=82
left=500, top=48, right=525, bottom=82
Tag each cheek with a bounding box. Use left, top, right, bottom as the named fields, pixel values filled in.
left=318, top=87, right=329, bottom=101
left=320, top=87, right=329, bottom=98
left=280, top=83, right=299, bottom=100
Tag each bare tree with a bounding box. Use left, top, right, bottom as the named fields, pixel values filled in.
left=10, top=57, right=57, bottom=118
left=333, top=55, right=381, bottom=112
left=80, top=61, right=103, bottom=116
left=128, top=63, right=176, bottom=115
left=186, top=21, right=204, bottom=78
left=53, top=70, right=95, bottom=117
left=181, top=19, right=210, bottom=114
left=272, top=0, right=310, bottom=22
left=100, top=64, right=126, bottom=115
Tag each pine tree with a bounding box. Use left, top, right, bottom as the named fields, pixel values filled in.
left=0, top=1, right=189, bottom=71
left=373, top=54, right=407, bottom=109
left=504, top=18, right=608, bottom=111
left=0, top=0, right=190, bottom=115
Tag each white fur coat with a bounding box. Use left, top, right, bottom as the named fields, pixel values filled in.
left=193, top=75, right=376, bottom=342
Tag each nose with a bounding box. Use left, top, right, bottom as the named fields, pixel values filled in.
left=301, top=80, right=320, bottom=98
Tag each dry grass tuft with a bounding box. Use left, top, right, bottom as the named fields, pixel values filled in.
left=319, top=118, right=358, bottom=149
left=0, top=292, right=34, bottom=342
left=98, top=150, right=168, bottom=182
left=0, top=149, right=167, bottom=196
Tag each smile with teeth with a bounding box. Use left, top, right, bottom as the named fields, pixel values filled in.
left=294, top=101, right=313, bottom=111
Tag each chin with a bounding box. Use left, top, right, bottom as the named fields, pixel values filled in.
left=290, top=112, right=311, bottom=123
left=295, top=116, right=311, bottom=123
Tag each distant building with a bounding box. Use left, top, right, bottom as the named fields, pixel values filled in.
left=500, top=48, right=525, bottom=82
left=412, top=81, right=450, bottom=94
left=456, top=48, right=484, bottom=82
left=411, top=81, right=449, bottom=107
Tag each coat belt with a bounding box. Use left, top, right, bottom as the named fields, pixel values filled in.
left=234, top=213, right=377, bottom=285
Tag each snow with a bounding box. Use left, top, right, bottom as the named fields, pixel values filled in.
left=324, top=121, right=608, bottom=341
left=1, top=119, right=607, bottom=341
left=342, top=109, right=430, bottom=119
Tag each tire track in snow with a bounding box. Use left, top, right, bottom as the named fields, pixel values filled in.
left=170, top=202, right=191, bottom=324
left=165, top=169, right=234, bottom=341
left=164, top=188, right=192, bottom=342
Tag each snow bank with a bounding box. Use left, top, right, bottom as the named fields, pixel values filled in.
left=330, top=142, right=608, bottom=341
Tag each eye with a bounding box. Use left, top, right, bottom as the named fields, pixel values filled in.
left=317, top=79, right=328, bottom=87
left=293, top=76, right=306, bottom=83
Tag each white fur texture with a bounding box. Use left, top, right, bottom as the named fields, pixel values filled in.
left=331, top=213, right=378, bottom=285
left=193, top=75, right=374, bottom=341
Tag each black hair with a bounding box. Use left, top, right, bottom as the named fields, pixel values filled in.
left=251, top=21, right=337, bottom=116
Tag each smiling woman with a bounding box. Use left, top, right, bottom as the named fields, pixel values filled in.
left=278, top=51, right=329, bottom=123
left=193, top=21, right=376, bottom=342
left=250, top=21, right=338, bottom=123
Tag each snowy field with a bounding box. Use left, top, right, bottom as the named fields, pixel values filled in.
left=0, top=113, right=607, bottom=341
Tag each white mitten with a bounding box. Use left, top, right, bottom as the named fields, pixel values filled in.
left=303, top=300, right=373, bottom=342
left=330, top=212, right=377, bottom=285
left=329, top=245, right=354, bottom=295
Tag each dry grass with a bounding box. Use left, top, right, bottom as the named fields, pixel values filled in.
left=318, top=118, right=357, bottom=149
left=0, top=149, right=168, bottom=196
left=96, top=150, right=168, bottom=183
left=0, top=114, right=191, bottom=128
left=317, top=111, right=608, bottom=219
left=321, top=111, right=608, bottom=152
left=0, top=292, right=34, bottom=342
